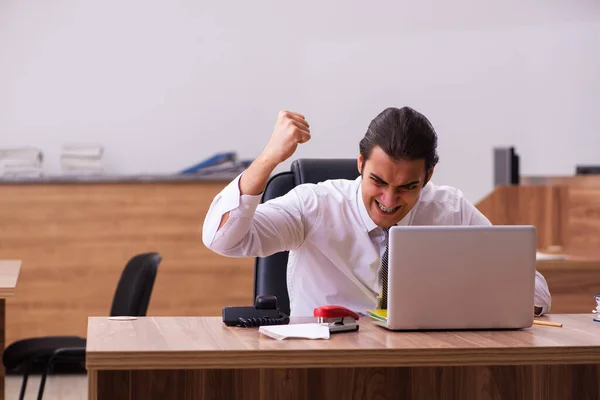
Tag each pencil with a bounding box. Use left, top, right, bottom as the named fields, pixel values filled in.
left=533, top=320, right=563, bottom=328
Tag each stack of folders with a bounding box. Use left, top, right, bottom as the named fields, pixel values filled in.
left=0, top=147, right=44, bottom=177
left=61, top=145, right=104, bottom=175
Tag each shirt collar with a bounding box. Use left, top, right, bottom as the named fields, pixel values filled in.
left=355, top=176, right=414, bottom=233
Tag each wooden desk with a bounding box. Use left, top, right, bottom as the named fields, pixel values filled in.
left=0, top=260, right=21, bottom=400
left=87, top=314, right=600, bottom=400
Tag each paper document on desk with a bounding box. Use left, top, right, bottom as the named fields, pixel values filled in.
left=259, top=323, right=330, bottom=340
left=536, top=251, right=568, bottom=261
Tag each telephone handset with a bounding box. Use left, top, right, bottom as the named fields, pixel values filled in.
left=222, top=295, right=290, bottom=327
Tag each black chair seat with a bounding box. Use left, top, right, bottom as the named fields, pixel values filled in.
left=3, top=336, right=86, bottom=372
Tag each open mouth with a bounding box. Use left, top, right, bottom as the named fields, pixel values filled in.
left=375, top=200, right=400, bottom=215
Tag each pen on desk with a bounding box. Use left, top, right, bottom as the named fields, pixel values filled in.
left=533, top=320, right=563, bottom=328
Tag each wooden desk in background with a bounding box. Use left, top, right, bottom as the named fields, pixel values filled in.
left=476, top=175, right=600, bottom=256
left=87, top=314, right=600, bottom=400
left=537, top=255, right=600, bottom=314
left=0, top=176, right=254, bottom=346
left=0, top=260, right=21, bottom=400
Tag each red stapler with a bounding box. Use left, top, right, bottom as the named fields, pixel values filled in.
left=314, top=305, right=360, bottom=333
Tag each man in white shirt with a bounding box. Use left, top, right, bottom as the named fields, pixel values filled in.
left=203, top=107, right=551, bottom=317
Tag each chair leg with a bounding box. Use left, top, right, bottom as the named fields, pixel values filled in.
left=37, top=358, right=54, bottom=400
left=18, top=374, right=28, bottom=400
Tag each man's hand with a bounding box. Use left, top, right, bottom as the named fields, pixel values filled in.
left=261, top=110, right=311, bottom=166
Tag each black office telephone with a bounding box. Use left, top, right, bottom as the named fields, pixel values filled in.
left=222, top=295, right=290, bottom=327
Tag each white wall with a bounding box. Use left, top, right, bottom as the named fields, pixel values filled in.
left=1, top=0, right=599, bottom=202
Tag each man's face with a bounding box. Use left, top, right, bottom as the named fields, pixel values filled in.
left=358, top=146, right=433, bottom=228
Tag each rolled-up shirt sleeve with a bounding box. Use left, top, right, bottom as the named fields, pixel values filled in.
left=202, top=174, right=261, bottom=249
left=534, top=270, right=552, bottom=316
left=202, top=173, right=318, bottom=258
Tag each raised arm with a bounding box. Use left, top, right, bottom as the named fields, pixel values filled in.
left=218, top=110, right=310, bottom=228
left=202, top=110, right=313, bottom=258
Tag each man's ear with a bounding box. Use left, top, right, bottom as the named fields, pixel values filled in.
left=424, top=166, right=435, bottom=186
left=357, top=154, right=364, bottom=175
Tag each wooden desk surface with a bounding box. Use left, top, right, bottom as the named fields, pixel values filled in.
left=86, top=314, right=600, bottom=370
left=538, top=246, right=600, bottom=261
left=0, top=260, right=21, bottom=298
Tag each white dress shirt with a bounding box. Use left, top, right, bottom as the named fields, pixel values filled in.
left=203, top=174, right=552, bottom=316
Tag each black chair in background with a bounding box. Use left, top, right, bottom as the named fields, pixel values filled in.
left=253, top=158, right=359, bottom=316
left=3, top=252, right=162, bottom=400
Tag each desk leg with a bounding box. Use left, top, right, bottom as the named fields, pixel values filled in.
left=91, top=364, right=600, bottom=400
left=88, top=370, right=97, bottom=400
left=0, top=298, right=5, bottom=400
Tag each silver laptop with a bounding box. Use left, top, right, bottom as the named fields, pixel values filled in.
left=371, top=225, right=536, bottom=330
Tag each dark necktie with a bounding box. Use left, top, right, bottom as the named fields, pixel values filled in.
left=380, top=227, right=390, bottom=309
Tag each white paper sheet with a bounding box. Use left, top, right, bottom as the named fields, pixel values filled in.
left=258, top=323, right=331, bottom=340
left=536, top=251, right=568, bottom=261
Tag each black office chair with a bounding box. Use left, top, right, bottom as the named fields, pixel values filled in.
left=3, top=252, right=162, bottom=400
left=253, top=158, right=359, bottom=316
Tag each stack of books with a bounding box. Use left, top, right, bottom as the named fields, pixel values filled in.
left=61, top=145, right=105, bottom=175
left=0, top=147, right=44, bottom=177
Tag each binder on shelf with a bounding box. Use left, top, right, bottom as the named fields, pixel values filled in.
left=179, top=152, right=239, bottom=175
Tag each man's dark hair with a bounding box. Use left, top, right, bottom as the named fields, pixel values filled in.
left=359, top=106, right=439, bottom=181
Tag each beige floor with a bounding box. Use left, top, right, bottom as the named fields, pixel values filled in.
left=6, top=375, right=87, bottom=400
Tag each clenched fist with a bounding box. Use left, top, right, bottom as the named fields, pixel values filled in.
left=261, top=110, right=311, bottom=165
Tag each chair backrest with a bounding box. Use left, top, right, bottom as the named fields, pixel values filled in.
left=253, top=172, right=296, bottom=315
left=253, top=159, right=359, bottom=315
left=291, top=158, right=360, bottom=184
left=110, top=252, right=162, bottom=317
